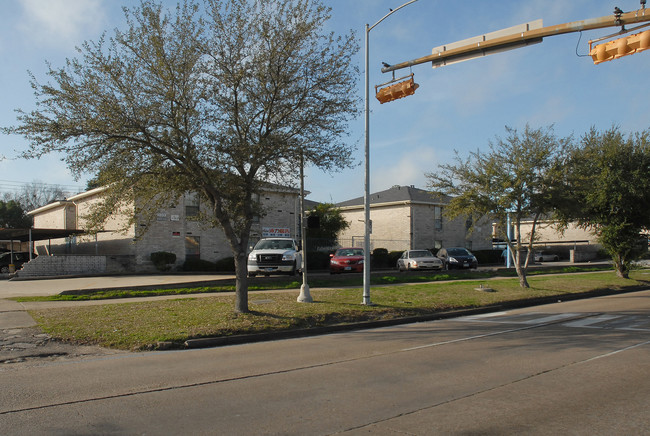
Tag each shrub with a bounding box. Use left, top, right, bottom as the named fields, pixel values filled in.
left=472, top=250, right=503, bottom=265
left=214, top=256, right=235, bottom=272
left=182, top=258, right=216, bottom=272
left=388, top=251, right=403, bottom=268
left=150, top=251, right=176, bottom=271
left=371, top=248, right=388, bottom=268
left=306, top=251, right=331, bottom=270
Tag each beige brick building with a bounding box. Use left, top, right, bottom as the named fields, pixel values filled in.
left=336, top=186, right=493, bottom=253
left=28, top=185, right=303, bottom=272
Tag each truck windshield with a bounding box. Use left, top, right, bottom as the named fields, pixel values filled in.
left=255, top=239, right=294, bottom=250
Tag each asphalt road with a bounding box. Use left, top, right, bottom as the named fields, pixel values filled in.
left=1, top=289, right=648, bottom=435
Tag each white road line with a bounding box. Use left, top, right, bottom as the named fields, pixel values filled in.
left=519, top=313, right=583, bottom=324
left=580, top=340, right=650, bottom=363
left=563, top=314, right=623, bottom=328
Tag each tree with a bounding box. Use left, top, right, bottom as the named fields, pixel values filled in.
left=0, top=200, right=32, bottom=228
left=2, top=181, right=66, bottom=213
left=427, top=125, right=569, bottom=288
left=4, top=0, right=359, bottom=313
left=305, top=203, right=350, bottom=251
left=558, top=126, right=650, bottom=278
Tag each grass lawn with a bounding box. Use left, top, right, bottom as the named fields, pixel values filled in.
left=28, top=269, right=650, bottom=351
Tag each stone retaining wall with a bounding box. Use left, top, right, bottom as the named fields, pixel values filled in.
left=16, top=255, right=135, bottom=278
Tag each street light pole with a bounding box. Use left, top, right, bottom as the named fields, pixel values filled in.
left=363, top=0, right=419, bottom=306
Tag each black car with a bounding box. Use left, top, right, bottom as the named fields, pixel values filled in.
left=0, top=252, right=37, bottom=274
left=436, top=247, right=478, bottom=270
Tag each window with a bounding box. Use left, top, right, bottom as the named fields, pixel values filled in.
left=434, top=206, right=443, bottom=230
left=185, top=192, right=200, bottom=217
left=465, top=215, right=473, bottom=232
left=185, top=236, right=200, bottom=260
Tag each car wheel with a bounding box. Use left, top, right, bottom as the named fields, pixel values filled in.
left=0, top=266, right=9, bottom=274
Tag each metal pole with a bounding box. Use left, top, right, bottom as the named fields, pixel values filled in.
left=363, top=23, right=372, bottom=305
left=363, top=0, right=419, bottom=306
left=298, top=153, right=313, bottom=303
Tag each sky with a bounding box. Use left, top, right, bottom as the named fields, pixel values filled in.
left=1, top=0, right=649, bottom=205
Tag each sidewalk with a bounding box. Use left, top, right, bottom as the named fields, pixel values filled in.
left=0, top=273, right=236, bottom=298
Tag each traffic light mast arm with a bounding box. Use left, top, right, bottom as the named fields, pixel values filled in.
left=381, top=7, right=650, bottom=73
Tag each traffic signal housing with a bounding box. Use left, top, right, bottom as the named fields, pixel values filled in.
left=375, top=76, right=419, bottom=104
left=590, top=29, right=650, bottom=64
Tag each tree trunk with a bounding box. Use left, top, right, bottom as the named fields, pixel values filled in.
left=615, top=261, right=629, bottom=279
left=514, top=261, right=530, bottom=288
left=234, top=251, right=249, bottom=313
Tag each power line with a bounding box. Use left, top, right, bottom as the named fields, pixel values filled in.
left=0, top=179, right=86, bottom=195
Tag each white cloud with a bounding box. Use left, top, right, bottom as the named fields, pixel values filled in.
left=373, top=146, right=437, bottom=192
left=17, top=0, right=106, bottom=47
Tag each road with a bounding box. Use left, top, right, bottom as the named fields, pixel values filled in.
left=1, top=290, right=648, bottom=435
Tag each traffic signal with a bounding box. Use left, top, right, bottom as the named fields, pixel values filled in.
left=590, top=29, right=650, bottom=64
left=375, top=76, right=419, bottom=104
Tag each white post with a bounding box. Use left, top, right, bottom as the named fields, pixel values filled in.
left=297, top=153, right=313, bottom=303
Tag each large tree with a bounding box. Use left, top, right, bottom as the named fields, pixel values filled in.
left=558, top=126, right=650, bottom=278
left=0, top=200, right=32, bottom=229
left=4, top=0, right=359, bottom=312
left=427, top=125, right=569, bottom=288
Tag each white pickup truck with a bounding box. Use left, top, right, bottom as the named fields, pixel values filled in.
left=247, top=238, right=302, bottom=277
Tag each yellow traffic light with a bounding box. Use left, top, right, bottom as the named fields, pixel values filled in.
left=590, top=29, right=650, bottom=64
left=375, top=76, right=419, bottom=104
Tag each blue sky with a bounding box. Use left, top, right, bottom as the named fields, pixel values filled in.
left=1, top=0, right=649, bottom=204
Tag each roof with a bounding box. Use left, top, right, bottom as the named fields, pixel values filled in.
left=0, top=228, right=87, bottom=243
left=336, top=185, right=449, bottom=209
left=28, top=185, right=109, bottom=216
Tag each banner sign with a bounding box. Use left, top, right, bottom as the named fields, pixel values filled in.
left=262, top=227, right=291, bottom=238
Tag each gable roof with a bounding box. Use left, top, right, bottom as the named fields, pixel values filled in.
left=336, top=185, right=449, bottom=209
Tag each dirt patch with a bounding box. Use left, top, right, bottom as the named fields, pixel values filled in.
left=1, top=326, right=126, bottom=368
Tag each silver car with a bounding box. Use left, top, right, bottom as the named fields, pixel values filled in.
left=534, top=251, right=559, bottom=262
left=397, top=249, right=443, bottom=271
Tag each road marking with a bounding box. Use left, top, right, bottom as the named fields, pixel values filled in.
left=519, top=313, right=583, bottom=324
left=580, top=340, right=650, bottom=363
left=564, top=314, right=622, bottom=328
left=456, top=312, right=650, bottom=332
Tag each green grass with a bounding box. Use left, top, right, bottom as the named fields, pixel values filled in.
left=28, top=269, right=649, bottom=351
left=16, top=264, right=612, bottom=302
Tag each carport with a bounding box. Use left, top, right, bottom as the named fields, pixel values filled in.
left=0, top=228, right=86, bottom=261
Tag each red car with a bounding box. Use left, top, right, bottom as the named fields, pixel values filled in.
left=329, top=247, right=364, bottom=274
